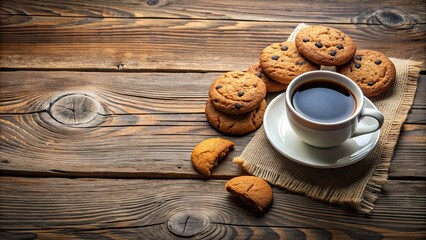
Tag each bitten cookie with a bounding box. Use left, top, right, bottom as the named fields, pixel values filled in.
left=247, top=63, right=288, bottom=93
left=225, top=176, right=273, bottom=215
left=259, top=41, right=320, bottom=85
left=295, top=25, right=356, bottom=66
left=209, top=71, right=266, bottom=115
left=191, top=138, right=235, bottom=176
left=337, top=50, right=396, bottom=98
left=205, top=99, right=266, bottom=135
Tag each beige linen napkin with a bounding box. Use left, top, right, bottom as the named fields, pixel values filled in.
left=234, top=23, right=422, bottom=213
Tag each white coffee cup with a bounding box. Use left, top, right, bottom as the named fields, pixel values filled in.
left=285, top=70, right=384, bottom=148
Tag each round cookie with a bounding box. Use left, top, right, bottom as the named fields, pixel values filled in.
left=191, top=138, right=235, bottom=176
left=337, top=49, right=396, bottom=98
left=247, top=63, right=288, bottom=93
left=225, top=175, right=273, bottom=215
left=259, top=41, right=320, bottom=85
left=205, top=99, right=266, bottom=135
left=209, top=71, right=266, bottom=115
left=295, top=25, right=357, bottom=66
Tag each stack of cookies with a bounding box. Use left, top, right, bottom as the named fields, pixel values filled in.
left=197, top=24, right=397, bottom=216
left=255, top=41, right=320, bottom=92
left=251, top=25, right=396, bottom=98
left=205, top=71, right=267, bottom=135
left=205, top=25, right=396, bottom=135
left=294, top=25, right=396, bottom=98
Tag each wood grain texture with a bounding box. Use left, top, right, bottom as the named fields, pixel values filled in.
left=0, top=71, right=211, bottom=114
left=1, top=16, right=425, bottom=71
left=1, top=1, right=425, bottom=239
left=0, top=72, right=244, bottom=178
left=390, top=124, right=426, bottom=178
left=1, top=0, right=425, bottom=25
left=0, top=227, right=371, bottom=240
left=0, top=71, right=424, bottom=178
left=0, top=177, right=425, bottom=239
left=0, top=71, right=424, bottom=117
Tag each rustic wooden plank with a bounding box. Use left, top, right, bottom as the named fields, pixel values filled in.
left=410, top=75, right=426, bottom=114
left=389, top=77, right=426, bottom=177
left=0, top=177, right=424, bottom=239
left=390, top=124, right=426, bottom=178
left=1, top=226, right=422, bottom=240
left=2, top=114, right=424, bottom=179
left=0, top=71, right=424, bottom=117
left=407, top=75, right=425, bottom=124
left=0, top=71, right=234, bottom=178
left=0, top=228, right=359, bottom=240
left=0, top=71, right=212, bottom=114
left=1, top=16, right=425, bottom=71
left=0, top=113, right=247, bottom=178
left=0, top=71, right=424, bottom=178
left=1, top=0, right=425, bottom=25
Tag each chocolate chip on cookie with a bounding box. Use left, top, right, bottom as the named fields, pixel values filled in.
left=225, top=175, right=273, bottom=216
left=295, top=25, right=357, bottom=66
left=247, top=63, right=287, bottom=93
left=191, top=138, right=235, bottom=176
left=337, top=49, right=396, bottom=98
left=209, top=71, right=266, bottom=115
left=205, top=99, right=266, bottom=135
left=259, top=41, right=320, bottom=85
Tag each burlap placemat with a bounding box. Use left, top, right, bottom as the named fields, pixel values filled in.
left=234, top=23, right=422, bottom=213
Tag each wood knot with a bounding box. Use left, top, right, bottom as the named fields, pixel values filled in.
left=49, top=93, right=102, bottom=126
left=146, top=0, right=159, bottom=6
left=374, top=9, right=407, bottom=28
left=167, top=212, right=209, bottom=237
left=116, top=63, right=124, bottom=70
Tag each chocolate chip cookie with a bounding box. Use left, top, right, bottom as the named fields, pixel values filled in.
left=295, top=25, right=357, bottom=66
left=337, top=49, right=396, bottom=98
left=259, top=41, right=320, bottom=85
left=209, top=71, right=266, bottom=115
left=225, top=175, right=273, bottom=215
left=191, top=138, right=235, bottom=176
left=247, top=63, right=288, bottom=93
left=205, top=99, right=266, bottom=135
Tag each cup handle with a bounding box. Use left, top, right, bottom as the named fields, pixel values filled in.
left=352, top=108, right=384, bottom=138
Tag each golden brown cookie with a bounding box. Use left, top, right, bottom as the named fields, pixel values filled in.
left=247, top=63, right=288, bottom=93
left=295, top=25, right=357, bottom=66
left=191, top=138, right=235, bottom=176
left=225, top=175, right=273, bottom=215
left=337, top=50, right=396, bottom=98
left=205, top=99, right=266, bottom=135
left=209, top=71, right=266, bottom=115
left=259, top=41, right=320, bottom=85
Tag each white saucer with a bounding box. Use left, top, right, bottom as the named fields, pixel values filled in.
left=264, top=93, right=380, bottom=168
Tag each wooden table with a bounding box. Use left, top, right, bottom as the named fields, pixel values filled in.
left=1, top=1, right=425, bottom=239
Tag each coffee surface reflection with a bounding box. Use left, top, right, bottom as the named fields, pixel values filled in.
left=292, top=80, right=356, bottom=123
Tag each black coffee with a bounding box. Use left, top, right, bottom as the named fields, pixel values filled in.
left=292, top=80, right=356, bottom=123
